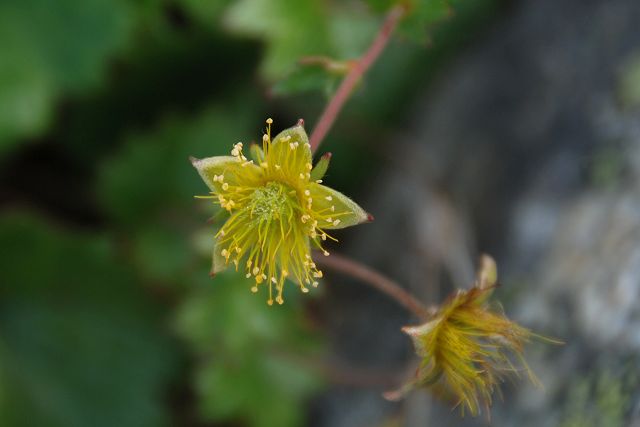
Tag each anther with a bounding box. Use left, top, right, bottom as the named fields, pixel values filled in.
left=266, top=118, right=273, bottom=124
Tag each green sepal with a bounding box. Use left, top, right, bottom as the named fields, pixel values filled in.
left=310, top=152, right=331, bottom=181
left=190, top=155, right=263, bottom=191
left=249, top=143, right=265, bottom=163
left=210, top=237, right=228, bottom=276
left=308, top=183, right=370, bottom=229
left=268, top=122, right=312, bottom=178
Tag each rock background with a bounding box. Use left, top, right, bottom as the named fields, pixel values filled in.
left=316, top=0, right=640, bottom=425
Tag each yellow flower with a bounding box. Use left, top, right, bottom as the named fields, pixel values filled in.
left=191, top=118, right=371, bottom=305
left=388, top=256, right=548, bottom=417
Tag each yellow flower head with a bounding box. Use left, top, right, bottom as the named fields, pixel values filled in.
left=388, top=256, right=546, bottom=417
left=191, top=118, right=371, bottom=305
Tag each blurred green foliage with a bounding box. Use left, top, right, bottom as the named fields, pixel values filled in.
left=0, top=0, right=499, bottom=425
left=0, top=0, right=133, bottom=149
left=560, top=365, right=637, bottom=427
left=0, top=214, right=176, bottom=427
left=175, top=271, right=323, bottom=427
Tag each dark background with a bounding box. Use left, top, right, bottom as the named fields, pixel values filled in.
left=1, top=0, right=639, bottom=426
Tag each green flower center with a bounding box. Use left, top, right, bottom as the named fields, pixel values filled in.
left=249, top=181, right=299, bottom=221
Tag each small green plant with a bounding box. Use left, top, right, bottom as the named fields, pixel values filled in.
left=191, top=1, right=560, bottom=420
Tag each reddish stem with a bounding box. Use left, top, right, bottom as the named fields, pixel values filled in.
left=315, top=252, right=432, bottom=320
left=309, top=5, right=406, bottom=152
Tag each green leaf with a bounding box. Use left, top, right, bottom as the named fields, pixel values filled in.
left=98, top=104, right=258, bottom=226
left=175, top=271, right=324, bottom=427
left=0, top=213, right=177, bottom=427
left=0, top=0, right=134, bottom=151
left=223, top=0, right=333, bottom=80
left=272, top=63, right=342, bottom=97
left=175, top=0, right=234, bottom=25
left=132, top=225, right=193, bottom=282
left=399, top=0, right=454, bottom=43
left=362, top=0, right=454, bottom=43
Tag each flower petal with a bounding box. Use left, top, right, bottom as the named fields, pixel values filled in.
left=308, top=183, right=370, bottom=229
left=191, top=155, right=263, bottom=191
left=265, top=124, right=312, bottom=183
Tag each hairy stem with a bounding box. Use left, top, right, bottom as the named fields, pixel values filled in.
left=309, top=5, right=406, bottom=152
left=314, top=252, right=432, bottom=320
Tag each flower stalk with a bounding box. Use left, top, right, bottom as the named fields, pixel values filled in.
left=314, top=251, right=432, bottom=320
left=309, top=4, right=406, bottom=152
